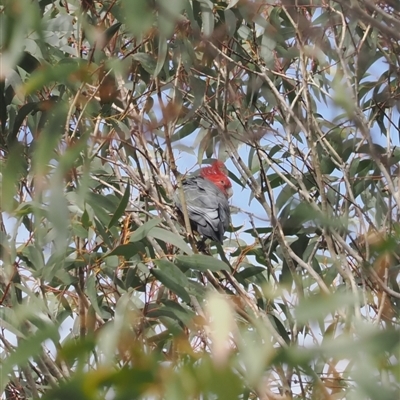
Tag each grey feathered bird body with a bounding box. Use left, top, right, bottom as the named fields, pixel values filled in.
left=174, top=176, right=231, bottom=243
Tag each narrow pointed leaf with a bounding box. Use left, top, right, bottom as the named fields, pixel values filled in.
left=176, top=254, right=229, bottom=272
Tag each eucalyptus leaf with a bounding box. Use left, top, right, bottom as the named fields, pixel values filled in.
left=176, top=254, right=229, bottom=272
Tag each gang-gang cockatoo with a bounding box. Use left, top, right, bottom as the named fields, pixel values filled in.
left=174, top=161, right=232, bottom=244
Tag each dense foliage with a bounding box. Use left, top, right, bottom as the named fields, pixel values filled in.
left=0, top=0, right=399, bottom=399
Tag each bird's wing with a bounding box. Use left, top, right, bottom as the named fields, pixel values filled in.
left=175, top=176, right=231, bottom=243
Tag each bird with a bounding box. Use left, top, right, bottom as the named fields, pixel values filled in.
left=174, top=161, right=232, bottom=245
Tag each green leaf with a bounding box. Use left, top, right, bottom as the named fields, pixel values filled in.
left=154, top=35, right=168, bottom=77
left=199, top=0, right=214, bottom=37
left=0, top=81, right=7, bottom=134
left=226, top=0, right=240, bottom=9
left=295, top=292, right=357, bottom=324
left=170, top=121, right=199, bottom=141
left=120, top=0, right=154, bottom=38
left=57, top=131, right=90, bottom=173
left=161, top=300, right=195, bottom=326
left=149, top=227, right=193, bottom=255
left=18, top=51, right=41, bottom=74
left=22, top=245, right=45, bottom=272
left=270, top=315, right=291, bottom=345
left=108, top=183, right=130, bottom=228
left=106, top=242, right=144, bottom=259
left=151, top=263, right=191, bottom=303
left=1, top=323, right=59, bottom=393
left=94, top=217, right=113, bottom=248
left=48, top=176, right=70, bottom=255
left=156, top=259, right=190, bottom=286
left=86, top=193, right=116, bottom=227
left=130, top=218, right=162, bottom=242
left=131, top=53, right=157, bottom=75
left=103, top=22, right=122, bottom=45
left=260, top=28, right=277, bottom=67
left=0, top=308, right=23, bottom=338
left=24, top=60, right=87, bottom=94
left=86, top=273, right=107, bottom=318
left=1, top=142, right=28, bottom=211
left=224, top=9, right=238, bottom=37
left=236, top=266, right=266, bottom=281
left=32, top=102, right=66, bottom=175
left=176, top=254, right=229, bottom=272
left=9, top=102, right=39, bottom=145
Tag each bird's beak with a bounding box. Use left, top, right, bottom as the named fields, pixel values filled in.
left=226, top=187, right=233, bottom=199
